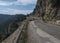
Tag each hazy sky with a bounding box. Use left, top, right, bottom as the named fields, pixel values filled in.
left=0, top=0, right=37, bottom=15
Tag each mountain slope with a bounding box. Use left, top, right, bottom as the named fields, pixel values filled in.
left=0, top=14, right=13, bottom=24
left=0, top=14, right=26, bottom=42
left=32, top=0, right=60, bottom=20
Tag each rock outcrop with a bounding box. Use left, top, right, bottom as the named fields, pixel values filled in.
left=33, top=0, right=60, bottom=21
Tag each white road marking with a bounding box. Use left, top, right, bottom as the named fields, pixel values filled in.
left=47, top=42, right=51, bottom=43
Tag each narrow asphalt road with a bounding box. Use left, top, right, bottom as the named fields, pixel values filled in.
left=27, top=21, right=60, bottom=43
left=35, top=20, right=60, bottom=40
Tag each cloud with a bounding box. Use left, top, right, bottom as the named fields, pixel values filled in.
left=0, top=0, right=37, bottom=6
left=15, top=0, right=37, bottom=5
left=0, top=0, right=37, bottom=14
left=0, top=8, right=33, bottom=15
left=0, top=1, right=13, bottom=6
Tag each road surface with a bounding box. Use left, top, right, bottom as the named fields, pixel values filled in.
left=35, top=20, right=60, bottom=40
left=27, top=21, right=60, bottom=43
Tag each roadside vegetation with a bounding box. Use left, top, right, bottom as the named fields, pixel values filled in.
left=18, top=21, right=29, bottom=43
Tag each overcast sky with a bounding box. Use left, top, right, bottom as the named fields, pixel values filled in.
left=0, top=0, right=37, bottom=15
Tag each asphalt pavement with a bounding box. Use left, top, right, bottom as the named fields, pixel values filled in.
left=27, top=21, right=60, bottom=43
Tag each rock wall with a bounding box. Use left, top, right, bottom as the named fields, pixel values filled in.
left=33, top=0, right=60, bottom=20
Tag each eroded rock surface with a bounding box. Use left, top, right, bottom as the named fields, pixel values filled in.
left=33, top=0, right=60, bottom=20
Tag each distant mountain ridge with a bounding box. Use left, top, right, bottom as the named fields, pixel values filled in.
left=0, top=14, right=13, bottom=25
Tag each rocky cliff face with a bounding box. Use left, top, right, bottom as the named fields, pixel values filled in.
left=33, top=0, right=60, bottom=20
